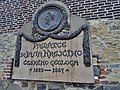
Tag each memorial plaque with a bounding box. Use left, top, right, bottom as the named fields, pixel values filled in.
left=12, top=1, right=94, bottom=83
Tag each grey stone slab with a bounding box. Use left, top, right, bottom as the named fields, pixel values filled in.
left=7, top=84, right=22, bottom=90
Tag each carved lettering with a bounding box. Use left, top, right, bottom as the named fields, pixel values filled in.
left=33, top=42, right=66, bottom=49
left=23, top=59, right=79, bottom=67
left=20, top=49, right=82, bottom=58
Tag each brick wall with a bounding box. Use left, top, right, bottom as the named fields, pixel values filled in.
left=0, top=0, right=120, bottom=33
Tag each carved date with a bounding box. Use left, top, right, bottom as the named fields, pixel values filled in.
left=52, top=68, right=64, bottom=74
left=33, top=68, right=44, bottom=72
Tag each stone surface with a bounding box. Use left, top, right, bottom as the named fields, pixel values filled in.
left=90, top=19, right=120, bottom=83
left=21, top=82, right=28, bottom=88
left=93, top=65, right=100, bottom=76
left=48, top=83, right=64, bottom=90
left=37, top=84, right=46, bottom=90
left=0, top=80, right=12, bottom=90
left=7, top=84, right=22, bottom=90
left=90, top=20, right=120, bottom=63
left=0, top=19, right=120, bottom=89
left=0, top=33, right=16, bottom=60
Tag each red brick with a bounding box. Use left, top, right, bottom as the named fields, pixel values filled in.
left=5, top=62, right=12, bottom=64
left=0, top=78, right=2, bottom=80
left=6, top=73, right=11, bottom=76
left=4, top=70, right=11, bottom=73
left=0, top=68, right=3, bottom=71
left=4, top=68, right=11, bottom=70
left=100, top=69, right=109, bottom=75
left=99, top=65, right=106, bottom=69
left=0, top=74, right=5, bottom=76
left=7, top=65, right=12, bottom=67
left=97, top=60, right=109, bottom=63
left=99, top=76, right=106, bottom=79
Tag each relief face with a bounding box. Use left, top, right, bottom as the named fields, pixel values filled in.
left=37, top=7, right=62, bottom=31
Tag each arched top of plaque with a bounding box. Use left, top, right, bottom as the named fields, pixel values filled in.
left=33, top=1, right=70, bottom=35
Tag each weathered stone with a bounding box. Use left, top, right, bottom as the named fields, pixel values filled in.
left=106, top=69, right=112, bottom=72
left=93, top=65, right=100, bottom=76
left=65, top=87, right=79, bottom=90
left=88, top=84, right=95, bottom=89
left=110, top=64, right=120, bottom=68
left=94, top=86, right=103, bottom=90
left=109, top=81, right=119, bottom=84
left=111, top=86, right=120, bottom=90
left=7, top=84, right=22, bottom=90
left=110, top=58, right=120, bottom=63
left=21, top=82, right=28, bottom=88
left=0, top=80, right=9, bottom=90
left=109, top=21, right=120, bottom=31
left=113, top=35, right=120, bottom=39
left=37, top=84, right=46, bottom=90
left=29, top=81, right=35, bottom=90
left=0, top=33, right=17, bottom=59
left=72, top=83, right=85, bottom=88
left=48, top=83, right=64, bottom=90
left=101, top=81, right=109, bottom=84
left=90, top=20, right=120, bottom=61
left=105, top=39, right=120, bottom=47
left=103, top=85, right=120, bottom=90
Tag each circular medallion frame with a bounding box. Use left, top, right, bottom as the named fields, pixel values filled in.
left=33, top=3, right=68, bottom=36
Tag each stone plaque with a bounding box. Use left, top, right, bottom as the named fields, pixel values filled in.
left=12, top=1, right=94, bottom=83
